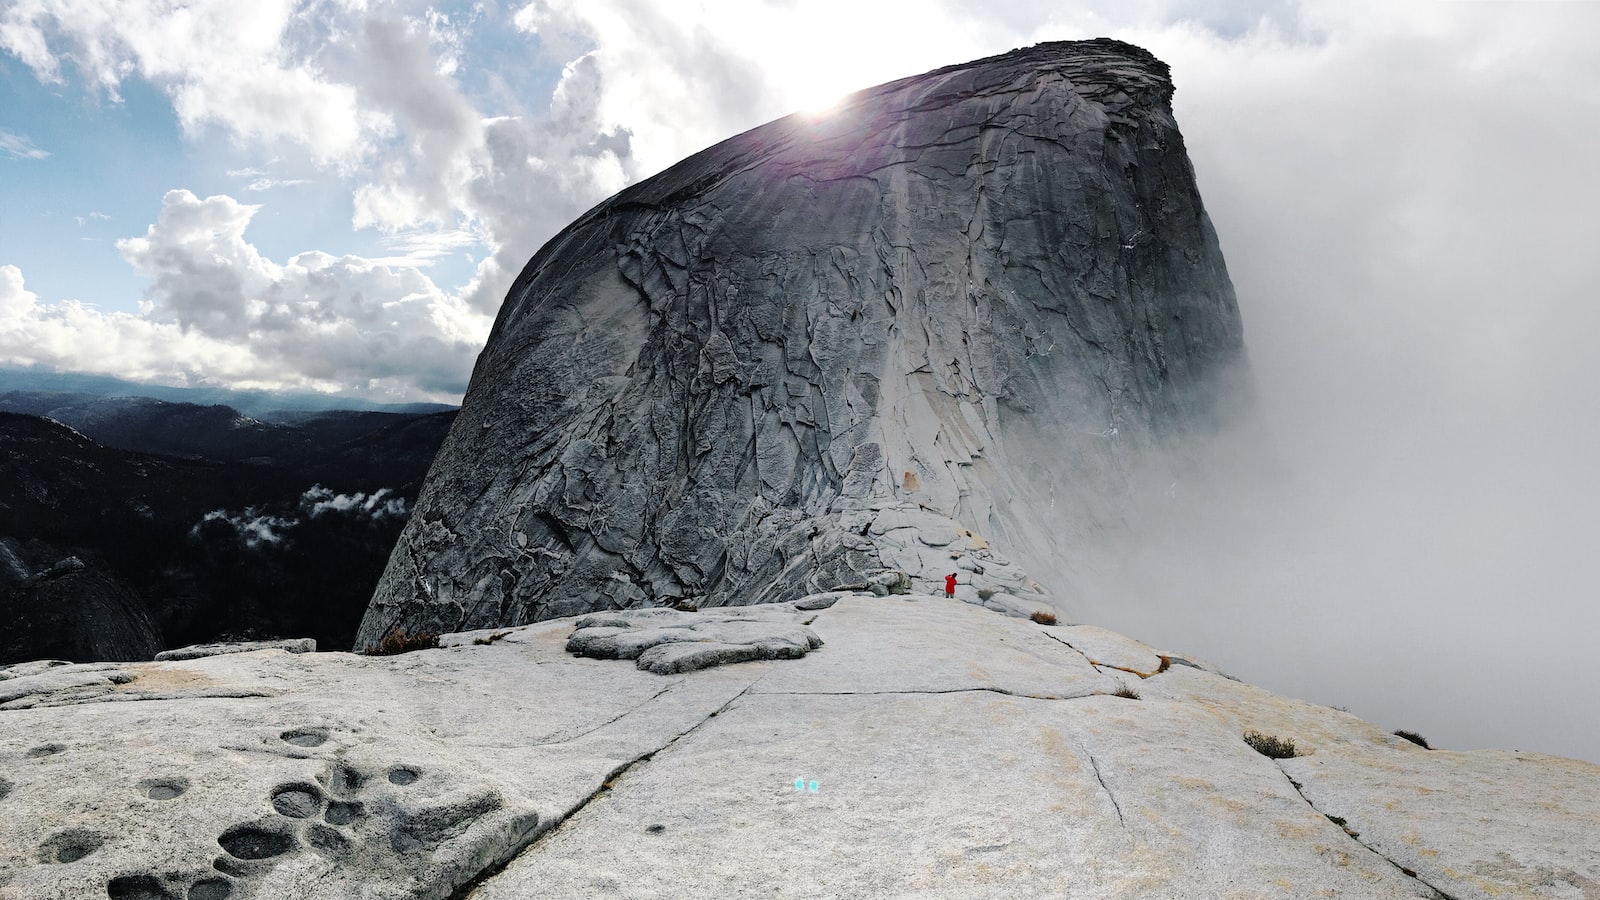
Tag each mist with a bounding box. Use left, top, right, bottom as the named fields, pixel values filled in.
left=1069, top=7, right=1600, bottom=765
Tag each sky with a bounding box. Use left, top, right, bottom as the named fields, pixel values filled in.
left=3, top=1, right=1599, bottom=763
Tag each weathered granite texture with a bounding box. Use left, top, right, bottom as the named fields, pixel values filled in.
left=6, top=598, right=1594, bottom=899
left=156, top=639, right=318, bottom=661
left=565, top=605, right=825, bottom=674
left=357, top=38, right=1247, bottom=645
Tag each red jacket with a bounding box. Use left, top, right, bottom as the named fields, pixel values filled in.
left=944, top=574, right=957, bottom=593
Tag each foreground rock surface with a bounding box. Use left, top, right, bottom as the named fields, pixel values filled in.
left=359, top=37, right=1247, bottom=644
left=4, top=597, right=1595, bottom=899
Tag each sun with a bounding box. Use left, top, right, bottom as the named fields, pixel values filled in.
left=792, top=79, right=855, bottom=116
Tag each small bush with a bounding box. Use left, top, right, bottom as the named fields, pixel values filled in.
left=976, top=587, right=996, bottom=600
left=365, top=628, right=440, bottom=656
left=1243, top=730, right=1299, bottom=759
left=473, top=631, right=512, bottom=646
left=1393, top=729, right=1431, bottom=749
left=1112, top=685, right=1140, bottom=700
left=1029, top=610, right=1058, bottom=626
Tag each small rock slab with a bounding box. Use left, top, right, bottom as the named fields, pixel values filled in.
left=566, top=608, right=823, bottom=674
left=794, top=591, right=869, bottom=610
left=155, top=639, right=317, bottom=661
left=0, top=665, right=132, bottom=707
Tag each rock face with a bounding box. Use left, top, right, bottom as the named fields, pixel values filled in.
left=0, top=558, right=162, bottom=664
left=4, top=597, right=1596, bottom=899
left=358, top=38, right=1246, bottom=645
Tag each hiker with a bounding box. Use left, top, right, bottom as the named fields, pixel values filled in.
left=944, top=572, right=957, bottom=598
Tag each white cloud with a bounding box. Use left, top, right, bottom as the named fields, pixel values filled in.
left=0, top=0, right=385, bottom=163
left=301, top=485, right=409, bottom=520
left=245, top=176, right=311, bottom=191
left=0, top=191, right=490, bottom=401
left=0, top=129, right=49, bottom=159
left=194, top=484, right=409, bottom=550
left=343, top=15, right=644, bottom=313
left=511, top=0, right=999, bottom=178
left=195, top=508, right=296, bottom=549
left=368, top=228, right=480, bottom=268
left=0, top=265, right=39, bottom=318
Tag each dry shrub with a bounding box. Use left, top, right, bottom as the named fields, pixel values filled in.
left=1112, top=685, right=1140, bottom=700
left=1029, top=610, right=1058, bottom=626
left=1393, top=729, right=1431, bottom=749
left=365, top=628, right=440, bottom=656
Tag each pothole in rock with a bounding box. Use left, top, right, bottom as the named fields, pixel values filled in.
left=324, top=800, right=364, bottom=825
left=38, top=827, right=105, bottom=863
left=217, top=823, right=298, bottom=861
left=106, top=873, right=177, bottom=900
left=279, top=728, right=327, bottom=748
left=139, top=777, right=189, bottom=801
left=187, top=878, right=233, bottom=900
left=270, top=783, right=324, bottom=819
left=387, top=767, right=420, bottom=786
left=306, top=823, right=353, bottom=859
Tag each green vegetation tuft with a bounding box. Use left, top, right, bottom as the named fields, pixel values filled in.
left=1243, top=730, right=1299, bottom=759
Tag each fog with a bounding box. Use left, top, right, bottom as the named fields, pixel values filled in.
left=1068, top=8, right=1600, bottom=764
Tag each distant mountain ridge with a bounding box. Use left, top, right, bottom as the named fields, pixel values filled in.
left=0, top=390, right=450, bottom=470
left=0, top=367, right=457, bottom=419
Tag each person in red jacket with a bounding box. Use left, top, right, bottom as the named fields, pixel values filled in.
left=944, top=572, right=957, bottom=598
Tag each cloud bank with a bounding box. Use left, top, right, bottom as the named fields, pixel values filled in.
left=1067, top=2, right=1600, bottom=765
left=2, top=190, right=487, bottom=401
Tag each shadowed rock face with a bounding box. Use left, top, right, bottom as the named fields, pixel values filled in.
left=359, top=38, right=1247, bottom=645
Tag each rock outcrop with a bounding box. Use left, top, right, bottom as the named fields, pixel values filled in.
left=358, top=38, right=1247, bottom=645
left=4, top=597, right=1596, bottom=898
left=0, top=558, right=163, bottom=664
